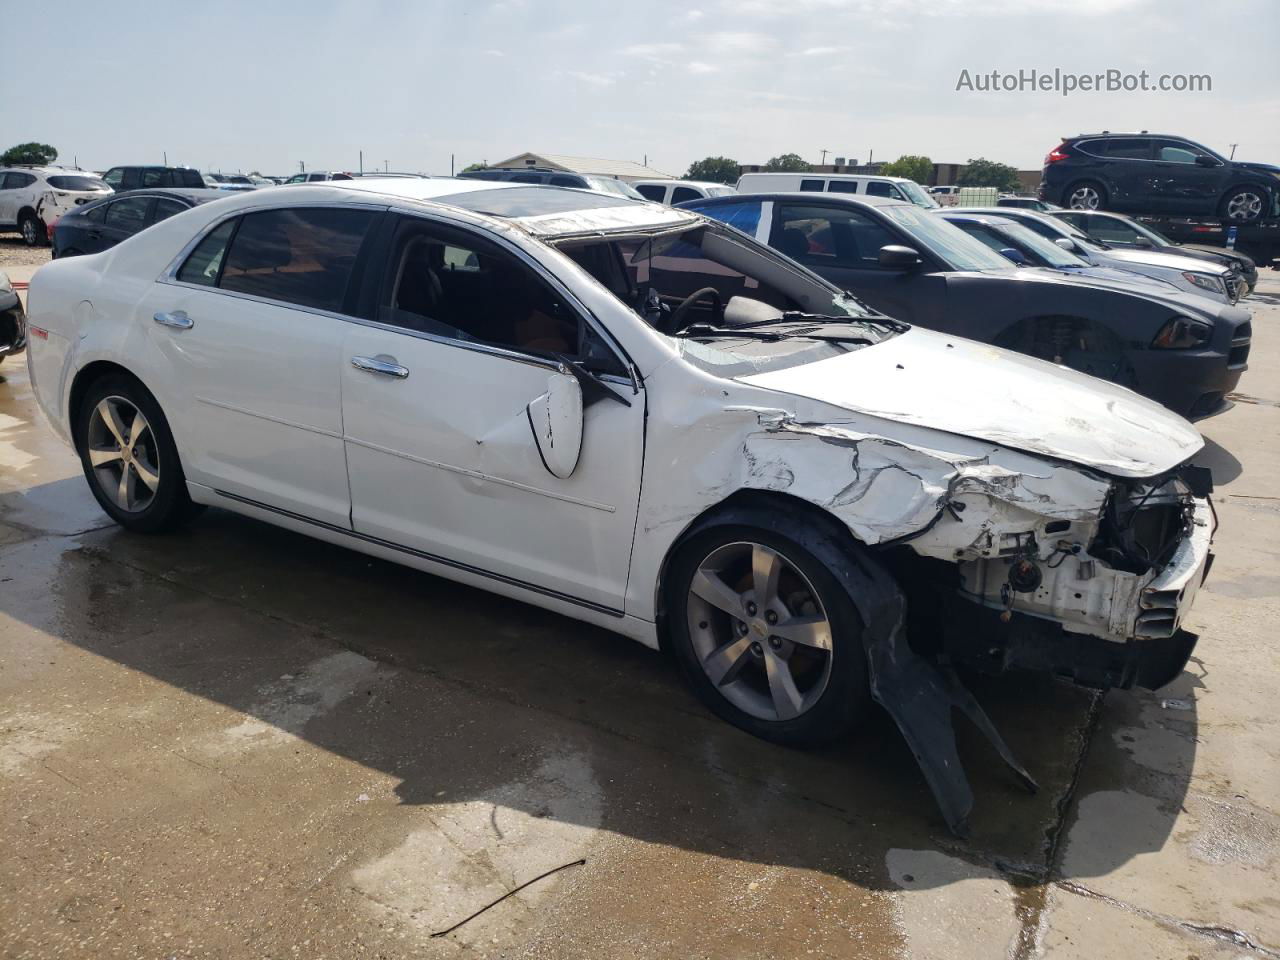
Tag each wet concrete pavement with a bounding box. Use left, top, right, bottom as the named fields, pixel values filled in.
left=1, top=266, right=1277, bottom=958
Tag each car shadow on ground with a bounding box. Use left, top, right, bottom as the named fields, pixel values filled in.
left=0, top=485, right=1198, bottom=893
left=1198, top=435, right=1244, bottom=484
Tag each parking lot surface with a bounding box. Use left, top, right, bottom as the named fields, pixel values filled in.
left=2, top=250, right=1278, bottom=958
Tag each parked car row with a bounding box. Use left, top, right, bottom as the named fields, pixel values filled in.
left=25, top=177, right=1221, bottom=834
left=679, top=190, right=1250, bottom=420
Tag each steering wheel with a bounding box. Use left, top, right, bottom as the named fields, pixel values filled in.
left=665, top=286, right=724, bottom=334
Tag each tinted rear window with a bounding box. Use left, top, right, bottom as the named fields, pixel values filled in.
left=1102, top=138, right=1151, bottom=159
left=215, top=208, right=375, bottom=311
left=47, top=175, right=110, bottom=191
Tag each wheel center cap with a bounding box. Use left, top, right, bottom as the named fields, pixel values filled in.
left=751, top=620, right=767, bottom=637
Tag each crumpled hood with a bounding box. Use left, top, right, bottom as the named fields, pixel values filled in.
left=738, top=327, right=1203, bottom=479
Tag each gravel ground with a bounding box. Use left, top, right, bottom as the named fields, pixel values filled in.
left=0, top=237, right=52, bottom=271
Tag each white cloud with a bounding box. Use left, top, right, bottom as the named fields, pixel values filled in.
left=621, top=42, right=684, bottom=57
left=685, top=8, right=705, bottom=20
left=705, top=31, right=774, bottom=54
left=484, top=49, right=505, bottom=57
left=688, top=61, right=719, bottom=74
left=800, top=46, right=850, bottom=56
left=564, top=70, right=618, bottom=87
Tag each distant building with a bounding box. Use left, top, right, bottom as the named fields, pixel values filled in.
left=485, top=152, right=676, bottom=183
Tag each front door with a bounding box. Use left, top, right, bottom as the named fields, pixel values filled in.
left=768, top=200, right=934, bottom=324
left=1147, top=139, right=1225, bottom=214
left=142, top=204, right=380, bottom=526
left=340, top=215, right=646, bottom=612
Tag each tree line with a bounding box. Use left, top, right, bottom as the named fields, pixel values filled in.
left=684, top=153, right=1023, bottom=191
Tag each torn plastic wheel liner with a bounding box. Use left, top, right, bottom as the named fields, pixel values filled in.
left=832, top=545, right=1039, bottom=837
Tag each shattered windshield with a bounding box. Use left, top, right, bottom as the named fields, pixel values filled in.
left=558, top=223, right=903, bottom=376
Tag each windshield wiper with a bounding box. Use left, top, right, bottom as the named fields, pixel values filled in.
left=741, top=311, right=908, bottom=334
left=678, top=322, right=876, bottom=345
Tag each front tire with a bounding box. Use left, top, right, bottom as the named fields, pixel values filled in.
left=664, top=506, right=872, bottom=746
left=1064, top=180, right=1107, bottom=211
left=1219, top=185, right=1267, bottom=223
left=75, top=373, right=197, bottom=533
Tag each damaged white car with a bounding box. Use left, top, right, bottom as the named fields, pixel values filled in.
left=24, top=179, right=1215, bottom=833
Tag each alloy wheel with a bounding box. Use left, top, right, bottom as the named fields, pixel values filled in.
left=1226, top=191, right=1263, bottom=221
left=86, top=396, right=161, bottom=513
left=686, top=541, right=834, bottom=722
left=21, top=218, right=38, bottom=245
left=1068, top=186, right=1100, bottom=210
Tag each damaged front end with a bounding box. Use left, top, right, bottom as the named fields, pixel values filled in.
left=947, top=464, right=1214, bottom=692
left=724, top=411, right=1214, bottom=836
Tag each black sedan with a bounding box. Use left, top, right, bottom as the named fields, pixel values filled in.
left=678, top=192, right=1251, bottom=421
left=1052, top=209, right=1259, bottom=296
left=52, top=188, right=225, bottom=259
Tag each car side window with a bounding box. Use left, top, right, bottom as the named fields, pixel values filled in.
left=826, top=181, right=859, bottom=193
left=1153, top=139, right=1210, bottom=165
left=635, top=184, right=666, bottom=201
left=152, top=198, right=188, bottom=224
left=3, top=172, right=35, bottom=189
left=955, top=223, right=1010, bottom=254
left=102, top=168, right=123, bottom=189
left=670, top=186, right=701, bottom=205
left=1082, top=216, right=1142, bottom=243
left=377, top=220, right=585, bottom=361
left=216, top=207, right=376, bottom=312
left=774, top=203, right=897, bottom=269
left=104, top=196, right=152, bottom=231
left=1103, top=138, right=1152, bottom=160
left=177, top=220, right=237, bottom=286
left=863, top=181, right=893, bottom=197
left=141, top=169, right=166, bottom=188
left=84, top=202, right=108, bottom=224
left=0, top=174, right=13, bottom=190
left=799, top=179, right=824, bottom=192
left=550, top=175, right=584, bottom=188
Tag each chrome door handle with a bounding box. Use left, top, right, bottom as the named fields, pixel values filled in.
left=153, top=310, right=194, bottom=330
left=351, top=355, right=409, bottom=379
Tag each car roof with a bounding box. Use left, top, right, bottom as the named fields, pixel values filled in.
left=193, top=178, right=695, bottom=239
left=1069, top=132, right=1180, bottom=139
left=739, top=172, right=915, bottom=184
left=681, top=191, right=910, bottom=209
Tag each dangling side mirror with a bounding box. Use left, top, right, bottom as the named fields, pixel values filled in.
left=527, top=366, right=584, bottom=479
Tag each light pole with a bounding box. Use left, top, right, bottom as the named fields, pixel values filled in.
left=1229, top=143, right=1239, bottom=159
left=819, top=149, right=828, bottom=166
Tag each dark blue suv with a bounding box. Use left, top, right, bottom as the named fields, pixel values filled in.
left=1039, top=133, right=1279, bottom=223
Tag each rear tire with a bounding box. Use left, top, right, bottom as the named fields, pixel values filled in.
left=1064, top=180, right=1107, bottom=211
left=74, top=372, right=198, bottom=533
left=1219, top=185, right=1267, bottom=223
left=663, top=504, right=873, bottom=746
left=19, top=212, right=46, bottom=247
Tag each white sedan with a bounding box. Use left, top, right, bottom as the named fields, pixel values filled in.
left=24, top=178, right=1214, bottom=833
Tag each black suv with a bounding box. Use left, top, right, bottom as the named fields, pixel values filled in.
left=1040, top=133, right=1279, bottom=223
left=101, top=165, right=206, bottom=193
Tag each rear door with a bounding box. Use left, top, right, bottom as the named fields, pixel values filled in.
left=1098, top=138, right=1152, bottom=209
left=768, top=200, right=932, bottom=323
left=100, top=195, right=154, bottom=246
left=339, top=214, right=646, bottom=612
left=0, top=173, right=19, bottom=225
left=141, top=204, right=381, bottom=526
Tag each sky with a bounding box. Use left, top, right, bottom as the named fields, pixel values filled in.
left=2, top=0, right=1277, bottom=178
